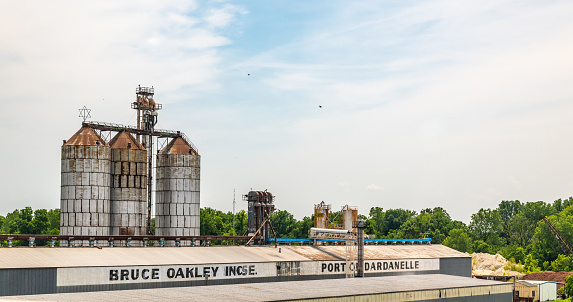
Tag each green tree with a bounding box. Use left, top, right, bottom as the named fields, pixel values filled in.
left=271, top=210, right=297, bottom=238
left=17, top=207, right=34, bottom=234
left=382, top=208, right=416, bottom=236
left=497, top=200, right=521, bottom=241
left=499, top=245, right=527, bottom=264
left=472, top=240, right=491, bottom=253
left=565, top=274, right=573, bottom=297
left=31, top=209, right=49, bottom=234
left=551, top=254, right=573, bottom=272
left=498, top=200, right=522, bottom=224
left=366, top=207, right=384, bottom=237
left=0, top=215, right=4, bottom=232
left=47, top=209, right=60, bottom=234
left=393, top=207, right=460, bottom=244
left=1, top=209, right=22, bottom=234
left=469, top=208, right=504, bottom=247
left=521, top=201, right=555, bottom=225
left=523, top=253, right=541, bottom=273
left=530, top=205, right=573, bottom=265
left=507, top=214, right=534, bottom=247
left=552, top=197, right=573, bottom=213
left=291, top=216, right=314, bottom=239
left=233, top=210, right=248, bottom=236
left=200, top=207, right=225, bottom=236
left=442, top=228, right=472, bottom=253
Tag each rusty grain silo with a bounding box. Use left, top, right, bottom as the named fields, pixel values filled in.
left=155, top=137, right=200, bottom=242
left=314, top=201, right=331, bottom=229
left=109, top=131, right=147, bottom=236
left=60, top=127, right=111, bottom=244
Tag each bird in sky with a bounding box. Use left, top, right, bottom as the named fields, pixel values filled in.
left=319, top=105, right=322, bottom=108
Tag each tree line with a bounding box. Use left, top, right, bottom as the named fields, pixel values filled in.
left=3, top=198, right=573, bottom=274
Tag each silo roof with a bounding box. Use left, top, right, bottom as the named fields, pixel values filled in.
left=109, top=131, right=145, bottom=150
left=64, top=127, right=108, bottom=146
left=159, top=136, right=197, bottom=155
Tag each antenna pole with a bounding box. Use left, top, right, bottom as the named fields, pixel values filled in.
left=233, top=188, right=236, bottom=244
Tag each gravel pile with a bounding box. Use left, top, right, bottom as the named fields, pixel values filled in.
left=471, top=253, right=522, bottom=276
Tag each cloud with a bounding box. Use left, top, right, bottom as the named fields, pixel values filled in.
left=204, top=4, right=247, bottom=28
left=366, top=184, right=384, bottom=191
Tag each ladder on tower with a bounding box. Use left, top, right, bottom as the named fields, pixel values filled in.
left=345, top=238, right=356, bottom=278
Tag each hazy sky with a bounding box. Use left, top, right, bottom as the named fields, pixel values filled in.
left=1, top=1, right=573, bottom=223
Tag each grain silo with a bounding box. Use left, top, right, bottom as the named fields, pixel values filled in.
left=60, top=126, right=111, bottom=245
left=314, top=201, right=331, bottom=228
left=155, top=137, right=200, bottom=243
left=341, top=205, right=358, bottom=232
left=109, top=131, right=147, bottom=236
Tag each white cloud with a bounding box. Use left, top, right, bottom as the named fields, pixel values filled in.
left=204, top=4, right=247, bottom=28
left=366, top=184, right=384, bottom=191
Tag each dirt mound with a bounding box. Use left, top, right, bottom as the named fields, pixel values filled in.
left=521, top=271, right=573, bottom=283
left=471, top=253, right=522, bottom=276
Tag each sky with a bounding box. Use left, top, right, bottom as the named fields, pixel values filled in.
left=1, top=0, right=573, bottom=223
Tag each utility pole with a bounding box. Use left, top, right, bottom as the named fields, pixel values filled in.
left=232, top=189, right=236, bottom=244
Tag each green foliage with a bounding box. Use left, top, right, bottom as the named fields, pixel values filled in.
left=507, top=214, right=534, bottom=247
left=565, top=274, right=573, bottom=298
left=523, top=253, right=542, bottom=273
left=290, top=215, right=314, bottom=239
left=469, top=208, right=505, bottom=248
left=531, top=205, right=573, bottom=264
left=499, top=245, right=526, bottom=265
left=366, top=207, right=415, bottom=238
left=271, top=210, right=297, bottom=238
left=392, top=207, right=461, bottom=244
left=553, top=197, right=573, bottom=213
left=551, top=254, right=573, bottom=272
left=498, top=200, right=522, bottom=223
left=442, top=228, right=472, bottom=253
left=472, top=240, right=492, bottom=253
left=0, top=207, right=59, bottom=235
left=200, top=207, right=248, bottom=237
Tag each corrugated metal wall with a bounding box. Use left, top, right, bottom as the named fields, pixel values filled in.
left=286, top=290, right=512, bottom=302
left=0, top=256, right=473, bottom=297
left=439, top=257, right=472, bottom=278
left=0, top=268, right=57, bottom=296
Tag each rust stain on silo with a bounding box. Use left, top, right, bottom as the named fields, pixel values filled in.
left=109, top=131, right=145, bottom=150
left=64, top=127, right=108, bottom=146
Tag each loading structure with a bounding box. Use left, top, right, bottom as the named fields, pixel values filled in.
left=60, top=86, right=201, bottom=244
left=244, top=190, right=276, bottom=245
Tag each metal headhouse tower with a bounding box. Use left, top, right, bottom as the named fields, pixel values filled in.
left=132, top=86, right=161, bottom=235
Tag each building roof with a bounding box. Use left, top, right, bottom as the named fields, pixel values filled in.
left=0, top=246, right=307, bottom=269
left=109, top=131, right=145, bottom=150
left=0, top=274, right=511, bottom=302
left=517, top=280, right=563, bottom=287
left=159, top=136, right=198, bottom=155
left=0, top=245, right=468, bottom=269
left=521, top=271, right=573, bottom=283
left=285, top=244, right=468, bottom=261
left=64, top=127, right=108, bottom=146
